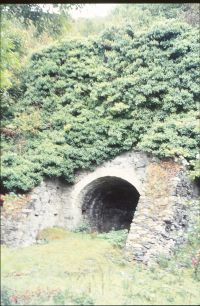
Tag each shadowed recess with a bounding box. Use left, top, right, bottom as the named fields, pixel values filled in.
left=81, top=176, right=140, bottom=232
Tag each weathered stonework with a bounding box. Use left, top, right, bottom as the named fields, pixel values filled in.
left=1, top=150, right=198, bottom=263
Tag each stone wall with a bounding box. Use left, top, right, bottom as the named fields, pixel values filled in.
left=125, top=163, right=198, bottom=264
left=1, top=150, right=198, bottom=263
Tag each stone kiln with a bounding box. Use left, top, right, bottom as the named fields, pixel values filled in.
left=1, top=150, right=198, bottom=263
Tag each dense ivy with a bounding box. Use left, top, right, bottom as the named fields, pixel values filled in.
left=1, top=23, right=199, bottom=192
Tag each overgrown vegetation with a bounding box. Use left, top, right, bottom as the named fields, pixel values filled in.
left=1, top=5, right=199, bottom=305
left=97, top=229, right=128, bottom=249
left=1, top=18, right=199, bottom=192
left=1, top=227, right=200, bottom=305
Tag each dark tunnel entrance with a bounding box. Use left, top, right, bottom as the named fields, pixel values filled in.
left=81, top=176, right=140, bottom=232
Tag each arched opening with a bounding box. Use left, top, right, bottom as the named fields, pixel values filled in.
left=81, top=176, right=140, bottom=232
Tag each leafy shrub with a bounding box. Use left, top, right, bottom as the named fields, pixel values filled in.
left=72, top=293, right=95, bottom=305
left=1, top=153, right=42, bottom=192
left=109, top=102, right=130, bottom=116
left=138, top=111, right=199, bottom=160
left=157, top=254, right=170, bottom=269
left=1, top=23, right=199, bottom=192
left=53, top=291, right=66, bottom=305
left=189, top=160, right=200, bottom=180
left=14, top=110, right=42, bottom=135
left=74, top=222, right=91, bottom=233
left=97, top=229, right=128, bottom=248
left=52, top=290, right=95, bottom=305
left=1, top=287, right=13, bottom=306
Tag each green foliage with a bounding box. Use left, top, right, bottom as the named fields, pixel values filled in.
left=14, top=110, right=42, bottom=135
left=189, top=160, right=200, bottom=180
left=138, top=111, right=199, bottom=160
left=1, top=22, right=199, bottom=192
left=53, top=292, right=66, bottom=305
left=109, top=102, right=130, bottom=116
left=2, top=226, right=200, bottom=305
left=74, top=222, right=91, bottom=233
left=1, top=4, right=82, bottom=36
left=0, top=287, right=13, bottom=306
left=72, top=293, right=95, bottom=305
left=157, top=254, right=170, bottom=269
left=0, top=19, right=21, bottom=89
left=137, top=3, right=184, bottom=19
left=1, top=153, right=42, bottom=192
left=110, top=4, right=199, bottom=28
left=97, top=229, right=128, bottom=248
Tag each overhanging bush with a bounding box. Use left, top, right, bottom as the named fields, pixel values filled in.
left=1, top=22, right=199, bottom=192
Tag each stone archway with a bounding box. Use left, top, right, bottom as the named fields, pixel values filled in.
left=80, top=176, right=140, bottom=232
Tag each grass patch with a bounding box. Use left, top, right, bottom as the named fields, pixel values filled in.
left=1, top=228, right=200, bottom=305
left=97, top=229, right=128, bottom=249
left=36, top=227, right=71, bottom=242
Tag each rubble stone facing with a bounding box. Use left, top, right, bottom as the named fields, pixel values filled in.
left=1, top=150, right=198, bottom=263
